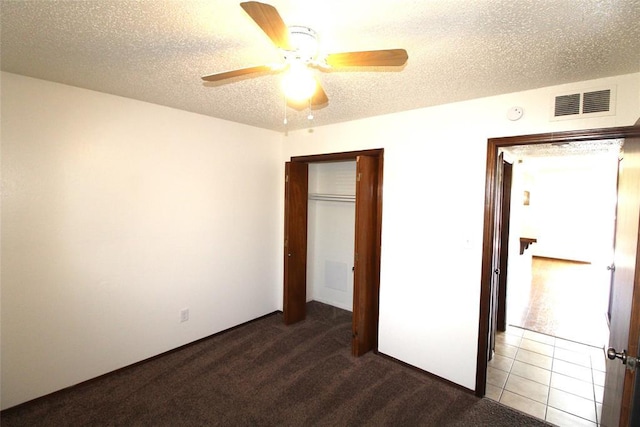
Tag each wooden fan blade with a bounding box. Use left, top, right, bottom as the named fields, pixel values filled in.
left=287, top=79, right=329, bottom=110
left=201, top=65, right=272, bottom=82
left=311, top=82, right=329, bottom=106
left=240, top=1, right=291, bottom=50
left=326, top=49, right=408, bottom=67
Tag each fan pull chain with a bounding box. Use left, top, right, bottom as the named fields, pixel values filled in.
left=283, top=97, right=288, bottom=125
left=307, top=99, right=314, bottom=121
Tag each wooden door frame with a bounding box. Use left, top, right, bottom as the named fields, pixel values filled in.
left=287, top=148, right=384, bottom=353
left=476, top=125, right=640, bottom=397
left=497, top=159, right=513, bottom=332
left=487, top=152, right=506, bottom=363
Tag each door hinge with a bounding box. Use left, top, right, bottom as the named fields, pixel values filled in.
left=357, top=173, right=362, bottom=182
left=285, top=174, right=289, bottom=183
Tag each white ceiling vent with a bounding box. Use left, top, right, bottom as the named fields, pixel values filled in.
left=551, top=86, right=616, bottom=121
left=554, top=93, right=581, bottom=117
left=583, top=89, right=611, bottom=114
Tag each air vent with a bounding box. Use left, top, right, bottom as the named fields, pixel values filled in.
left=554, top=94, right=581, bottom=117
left=583, top=89, right=611, bottom=114
left=551, top=86, right=615, bottom=121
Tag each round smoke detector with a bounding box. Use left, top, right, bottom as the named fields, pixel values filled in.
left=507, top=106, right=524, bottom=121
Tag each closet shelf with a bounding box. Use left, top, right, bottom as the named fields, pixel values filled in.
left=308, top=193, right=356, bottom=203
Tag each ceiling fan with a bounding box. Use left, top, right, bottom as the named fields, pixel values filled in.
left=202, top=1, right=408, bottom=111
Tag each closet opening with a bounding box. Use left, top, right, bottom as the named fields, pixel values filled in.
left=283, top=149, right=383, bottom=356
left=307, top=161, right=357, bottom=312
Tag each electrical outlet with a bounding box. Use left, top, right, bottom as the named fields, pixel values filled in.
left=180, top=308, right=189, bottom=323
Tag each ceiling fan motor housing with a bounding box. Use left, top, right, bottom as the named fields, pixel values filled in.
left=284, top=26, right=319, bottom=64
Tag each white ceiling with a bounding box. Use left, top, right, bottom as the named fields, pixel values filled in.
left=2, top=0, right=639, bottom=132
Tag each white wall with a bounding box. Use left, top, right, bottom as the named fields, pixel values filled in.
left=527, top=154, right=619, bottom=263
left=280, top=72, right=640, bottom=390
left=0, top=72, right=282, bottom=409
left=2, top=71, right=638, bottom=408
left=504, top=156, right=534, bottom=327
left=504, top=151, right=619, bottom=327
left=307, top=162, right=356, bottom=311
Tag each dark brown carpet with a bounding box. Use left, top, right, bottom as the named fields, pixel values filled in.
left=1, top=301, right=549, bottom=426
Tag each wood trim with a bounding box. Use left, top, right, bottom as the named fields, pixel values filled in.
left=374, top=152, right=384, bottom=353
left=377, top=351, right=475, bottom=395
left=497, top=161, right=513, bottom=331
left=286, top=148, right=384, bottom=354
left=352, top=155, right=379, bottom=355
left=488, top=126, right=640, bottom=146
left=476, top=123, right=640, bottom=397
left=475, top=135, right=499, bottom=396
left=532, top=255, right=590, bottom=265
left=519, top=237, right=537, bottom=255
left=291, top=149, right=384, bottom=163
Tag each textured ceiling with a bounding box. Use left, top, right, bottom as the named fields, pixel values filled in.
left=502, top=139, right=623, bottom=158
left=2, top=0, right=639, bottom=132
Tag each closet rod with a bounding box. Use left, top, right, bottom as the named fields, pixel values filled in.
left=308, top=193, right=356, bottom=203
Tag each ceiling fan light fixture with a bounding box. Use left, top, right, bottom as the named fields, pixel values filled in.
left=203, top=2, right=409, bottom=123
left=281, top=62, right=317, bottom=103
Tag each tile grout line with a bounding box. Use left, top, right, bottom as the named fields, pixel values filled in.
left=503, top=331, right=550, bottom=421
left=591, top=354, right=601, bottom=427
left=498, top=327, right=604, bottom=426
left=545, top=341, right=555, bottom=422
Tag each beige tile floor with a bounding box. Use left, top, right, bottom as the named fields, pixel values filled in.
left=486, top=325, right=606, bottom=426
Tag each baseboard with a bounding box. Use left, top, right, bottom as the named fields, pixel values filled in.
left=375, top=351, right=475, bottom=396
left=533, top=255, right=592, bottom=265
left=0, top=310, right=282, bottom=413
left=309, top=297, right=353, bottom=312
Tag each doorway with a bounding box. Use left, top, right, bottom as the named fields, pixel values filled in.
left=500, top=143, right=619, bottom=348
left=307, top=161, right=356, bottom=312
left=476, top=124, right=640, bottom=426
left=283, top=149, right=384, bottom=356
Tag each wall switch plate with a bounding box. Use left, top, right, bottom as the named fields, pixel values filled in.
left=463, top=238, right=473, bottom=249
left=180, top=308, right=189, bottom=323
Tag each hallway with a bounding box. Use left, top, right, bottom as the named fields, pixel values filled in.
left=489, top=256, right=610, bottom=425
left=508, top=257, right=610, bottom=348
